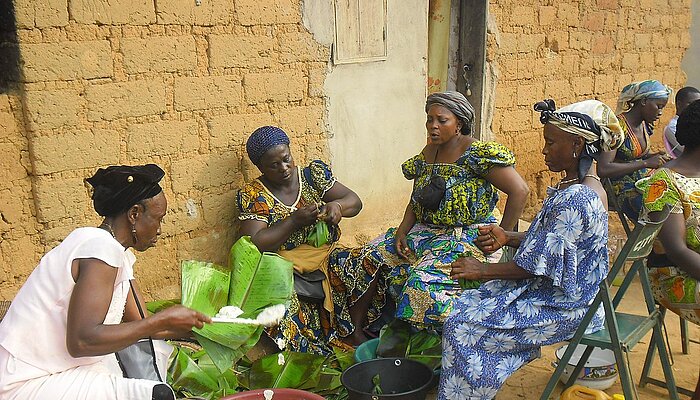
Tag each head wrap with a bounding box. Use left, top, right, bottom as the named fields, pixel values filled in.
left=86, top=164, right=165, bottom=217
left=425, top=91, right=475, bottom=135
left=245, top=126, right=291, bottom=165
left=535, top=99, right=624, bottom=181
left=616, top=80, right=673, bottom=114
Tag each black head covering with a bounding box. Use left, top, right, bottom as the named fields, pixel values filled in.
left=86, top=164, right=165, bottom=217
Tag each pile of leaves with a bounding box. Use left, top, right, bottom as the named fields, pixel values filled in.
left=166, top=344, right=352, bottom=399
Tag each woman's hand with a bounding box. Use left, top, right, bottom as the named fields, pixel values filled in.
left=290, top=204, right=319, bottom=228
left=319, top=202, right=342, bottom=225
left=475, top=224, right=507, bottom=253
left=450, top=256, right=486, bottom=281
left=643, top=153, right=671, bottom=169
left=395, top=230, right=412, bottom=260
left=153, top=305, right=211, bottom=336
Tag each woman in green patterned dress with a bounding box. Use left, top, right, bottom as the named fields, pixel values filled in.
left=236, top=126, right=381, bottom=354
left=353, top=91, right=530, bottom=332
left=636, top=99, right=700, bottom=399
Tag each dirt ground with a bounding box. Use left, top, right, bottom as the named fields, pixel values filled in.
left=425, top=276, right=699, bottom=400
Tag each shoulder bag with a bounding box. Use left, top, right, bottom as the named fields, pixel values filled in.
left=114, top=282, right=163, bottom=381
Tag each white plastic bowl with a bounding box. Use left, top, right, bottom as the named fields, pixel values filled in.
left=554, top=344, right=618, bottom=390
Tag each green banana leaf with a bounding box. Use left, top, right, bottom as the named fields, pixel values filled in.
left=180, top=260, right=261, bottom=372
left=306, top=220, right=329, bottom=247
left=376, top=319, right=442, bottom=370
left=228, top=236, right=294, bottom=316
left=248, top=350, right=349, bottom=394
left=181, top=260, right=230, bottom=316
left=168, top=347, right=220, bottom=395
left=146, top=299, right=180, bottom=314
left=167, top=345, right=239, bottom=400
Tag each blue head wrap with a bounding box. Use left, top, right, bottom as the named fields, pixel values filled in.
left=246, top=126, right=291, bottom=165
left=616, top=80, right=672, bottom=114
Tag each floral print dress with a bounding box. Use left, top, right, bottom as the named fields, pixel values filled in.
left=637, top=168, right=700, bottom=325
left=345, top=141, right=515, bottom=332
left=236, top=160, right=382, bottom=354
left=438, top=184, right=609, bottom=400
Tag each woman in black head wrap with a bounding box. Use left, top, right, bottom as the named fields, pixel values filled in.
left=0, top=164, right=210, bottom=400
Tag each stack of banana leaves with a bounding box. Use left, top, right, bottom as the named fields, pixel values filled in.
left=147, top=236, right=351, bottom=399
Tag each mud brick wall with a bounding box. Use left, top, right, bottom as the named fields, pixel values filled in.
left=0, top=0, right=694, bottom=299
left=0, top=0, right=330, bottom=300
left=488, top=0, right=692, bottom=218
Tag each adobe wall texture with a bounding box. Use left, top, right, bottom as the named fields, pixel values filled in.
left=0, top=0, right=332, bottom=300
left=487, top=0, right=692, bottom=218
left=0, top=0, right=694, bottom=300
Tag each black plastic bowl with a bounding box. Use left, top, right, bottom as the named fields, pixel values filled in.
left=341, top=358, right=433, bottom=400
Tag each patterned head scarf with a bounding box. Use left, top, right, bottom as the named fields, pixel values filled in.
left=616, top=80, right=673, bottom=114
left=246, top=126, right=290, bottom=165
left=535, top=99, right=624, bottom=181
left=86, top=164, right=165, bottom=217
left=425, top=91, right=475, bottom=135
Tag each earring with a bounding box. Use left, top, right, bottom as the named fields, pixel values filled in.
left=131, top=224, right=138, bottom=243
left=573, top=150, right=577, bottom=158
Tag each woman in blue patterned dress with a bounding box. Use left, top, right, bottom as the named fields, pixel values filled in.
left=347, top=91, right=529, bottom=332
left=597, top=80, right=673, bottom=220
left=438, top=99, right=624, bottom=399
left=236, top=126, right=382, bottom=353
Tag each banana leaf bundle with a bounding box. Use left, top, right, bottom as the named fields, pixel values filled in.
left=306, top=220, right=329, bottom=247
left=180, top=237, right=294, bottom=373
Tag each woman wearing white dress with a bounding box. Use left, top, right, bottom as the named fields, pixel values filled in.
left=0, top=164, right=210, bottom=400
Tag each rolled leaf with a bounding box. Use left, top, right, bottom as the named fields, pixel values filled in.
left=307, top=220, right=329, bottom=247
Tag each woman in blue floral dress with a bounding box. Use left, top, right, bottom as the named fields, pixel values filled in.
left=438, top=99, right=624, bottom=399
left=349, top=92, right=529, bottom=332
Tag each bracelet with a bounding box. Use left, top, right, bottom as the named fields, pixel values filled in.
left=333, top=201, right=343, bottom=215
left=583, top=174, right=601, bottom=182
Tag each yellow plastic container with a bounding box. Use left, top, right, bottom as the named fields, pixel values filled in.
left=612, top=395, right=625, bottom=400
left=560, top=384, right=612, bottom=400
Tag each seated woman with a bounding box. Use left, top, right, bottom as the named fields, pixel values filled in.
left=439, top=99, right=623, bottom=399
left=236, top=126, right=380, bottom=353
left=0, top=165, right=211, bottom=400
left=352, top=91, right=529, bottom=332
left=636, top=99, right=700, bottom=400
left=598, top=79, right=672, bottom=220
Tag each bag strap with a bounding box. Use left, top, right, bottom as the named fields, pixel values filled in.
left=128, top=281, right=163, bottom=382
left=429, top=147, right=439, bottom=177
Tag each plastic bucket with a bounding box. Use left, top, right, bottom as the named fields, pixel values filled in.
left=354, top=338, right=380, bottom=363
left=341, top=358, right=433, bottom=400
left=219, top=388, right=325, bottom=399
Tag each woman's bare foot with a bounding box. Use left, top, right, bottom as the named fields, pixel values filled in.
left=341, top=330, right=369, bottom=347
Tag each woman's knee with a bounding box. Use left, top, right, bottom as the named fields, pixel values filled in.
left=151, top=383, right=175, bottom=400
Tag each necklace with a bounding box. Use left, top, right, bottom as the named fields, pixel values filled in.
left=99, top=222, right=116, bottom=238
left=555, top=176, right=579, bottom=190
